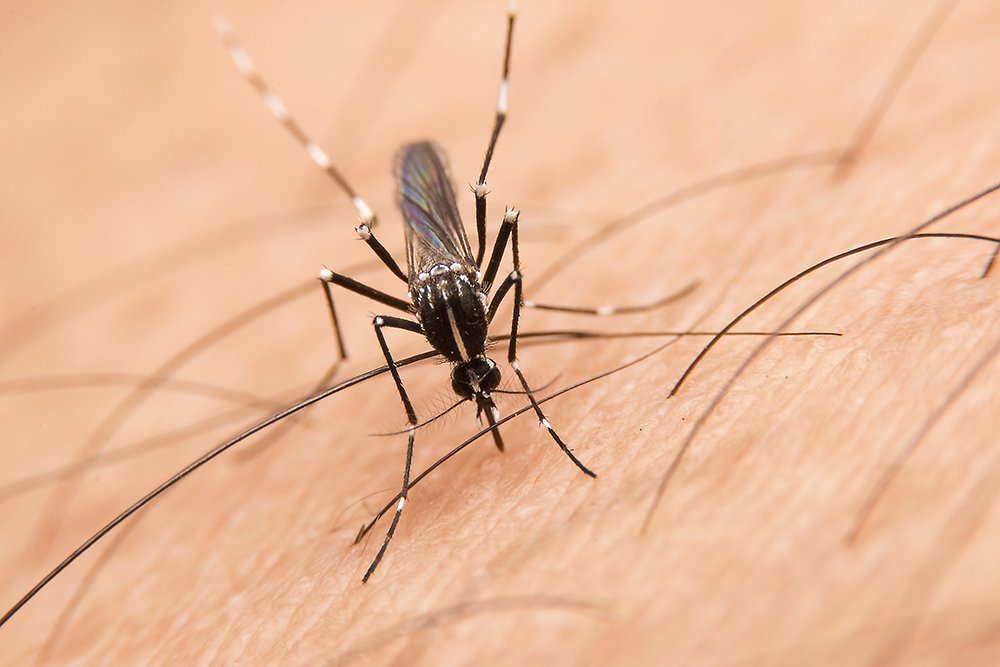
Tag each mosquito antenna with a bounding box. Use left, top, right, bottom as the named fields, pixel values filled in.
left=372, top=398, right=468, bottom=437
left=0, top=348, right=438, bottom=628
left=490, top=375, right=561, bottom=395
left=645, top=177, right=1000, bottom=531
left=372, top=372, right=569, bottom=438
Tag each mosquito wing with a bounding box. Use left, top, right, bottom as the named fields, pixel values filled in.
left=396, top=141, right=475, bottom=278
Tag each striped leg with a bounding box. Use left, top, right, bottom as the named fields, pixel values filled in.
left=214, top=17, right=406, bottom=283
left=474, top=1, right=516, bottom=267
left=363, top=315, right=423, bottom=582
left=523, top=281, right=698, bottom=316
left=487, top=209, right=595, bottom=477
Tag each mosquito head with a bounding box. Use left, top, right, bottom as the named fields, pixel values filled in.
left=451, top=356, right=501, bottom=400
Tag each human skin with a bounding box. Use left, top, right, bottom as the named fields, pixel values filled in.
left=1, top=1, right=999, bottom=665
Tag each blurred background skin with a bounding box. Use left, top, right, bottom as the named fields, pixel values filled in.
left=2, top=0, right=1000, bottom=664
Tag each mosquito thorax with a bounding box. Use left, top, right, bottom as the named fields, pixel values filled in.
left=450, top=356, right=501, bottom=400
left=410, top=262, right=489, bottom=363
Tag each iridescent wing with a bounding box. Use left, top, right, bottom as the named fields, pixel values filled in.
left=395, top=141, right=475, bottom=277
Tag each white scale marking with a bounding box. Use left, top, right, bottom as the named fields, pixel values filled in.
left=262, top=91, right=288, bottom=120
left=231, top=47, right=255, bottom=76
left=214, top=18, right=263, bottom=86
left=445, top=305, right=471, bottom=361
left=498, top=80, right=509, bottom=114
left=353, top=197, right=375, bottom=223
left=306, top=142, right=332, bottom=169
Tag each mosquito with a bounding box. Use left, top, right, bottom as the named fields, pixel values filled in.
left=214, top=4, right=687, bottom=582
left=0, top=2, right=716, bottom=633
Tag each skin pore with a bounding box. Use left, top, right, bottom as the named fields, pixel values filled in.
left=1, top=1, right=999, bottom=665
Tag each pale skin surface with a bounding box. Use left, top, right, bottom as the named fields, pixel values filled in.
left=1, top=1, right=999, bottom=665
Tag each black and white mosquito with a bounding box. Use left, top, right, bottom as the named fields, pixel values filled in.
left=216, top=4, right=634, bottom=581
left=0, top=1, right=710, bottom=629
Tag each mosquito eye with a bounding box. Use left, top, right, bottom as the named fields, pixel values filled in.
left=450, top=369, right=474, bottom=399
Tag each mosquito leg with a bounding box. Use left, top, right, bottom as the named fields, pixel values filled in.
left=488, top=209, right=595, bottom=477
left=318, top=268, right=412, bottom=313
left=354, top=223, right=407, bottom=282
left=481, top=208, right=517, bottom=293
left=238, top=268, right=392, bottom=464
left=320, top=278, right=349, bottom=361
left=215, top=17, right=407, bottom=282
left=523, top=281, right=698, bottom=316
left=474, top=1, right=516, bottom=267
left=362, top=314, right=424, bottom=582
left=485, top=207, right=520, bottom=321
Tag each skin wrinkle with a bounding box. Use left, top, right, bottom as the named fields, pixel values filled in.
left=11, top=235, right=993, bottom=655
left=2, top=1, right=1000, bottom=665
left=329, top=596, right=610, bottom=666
left=863, top=335, right=1000, bottom=666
